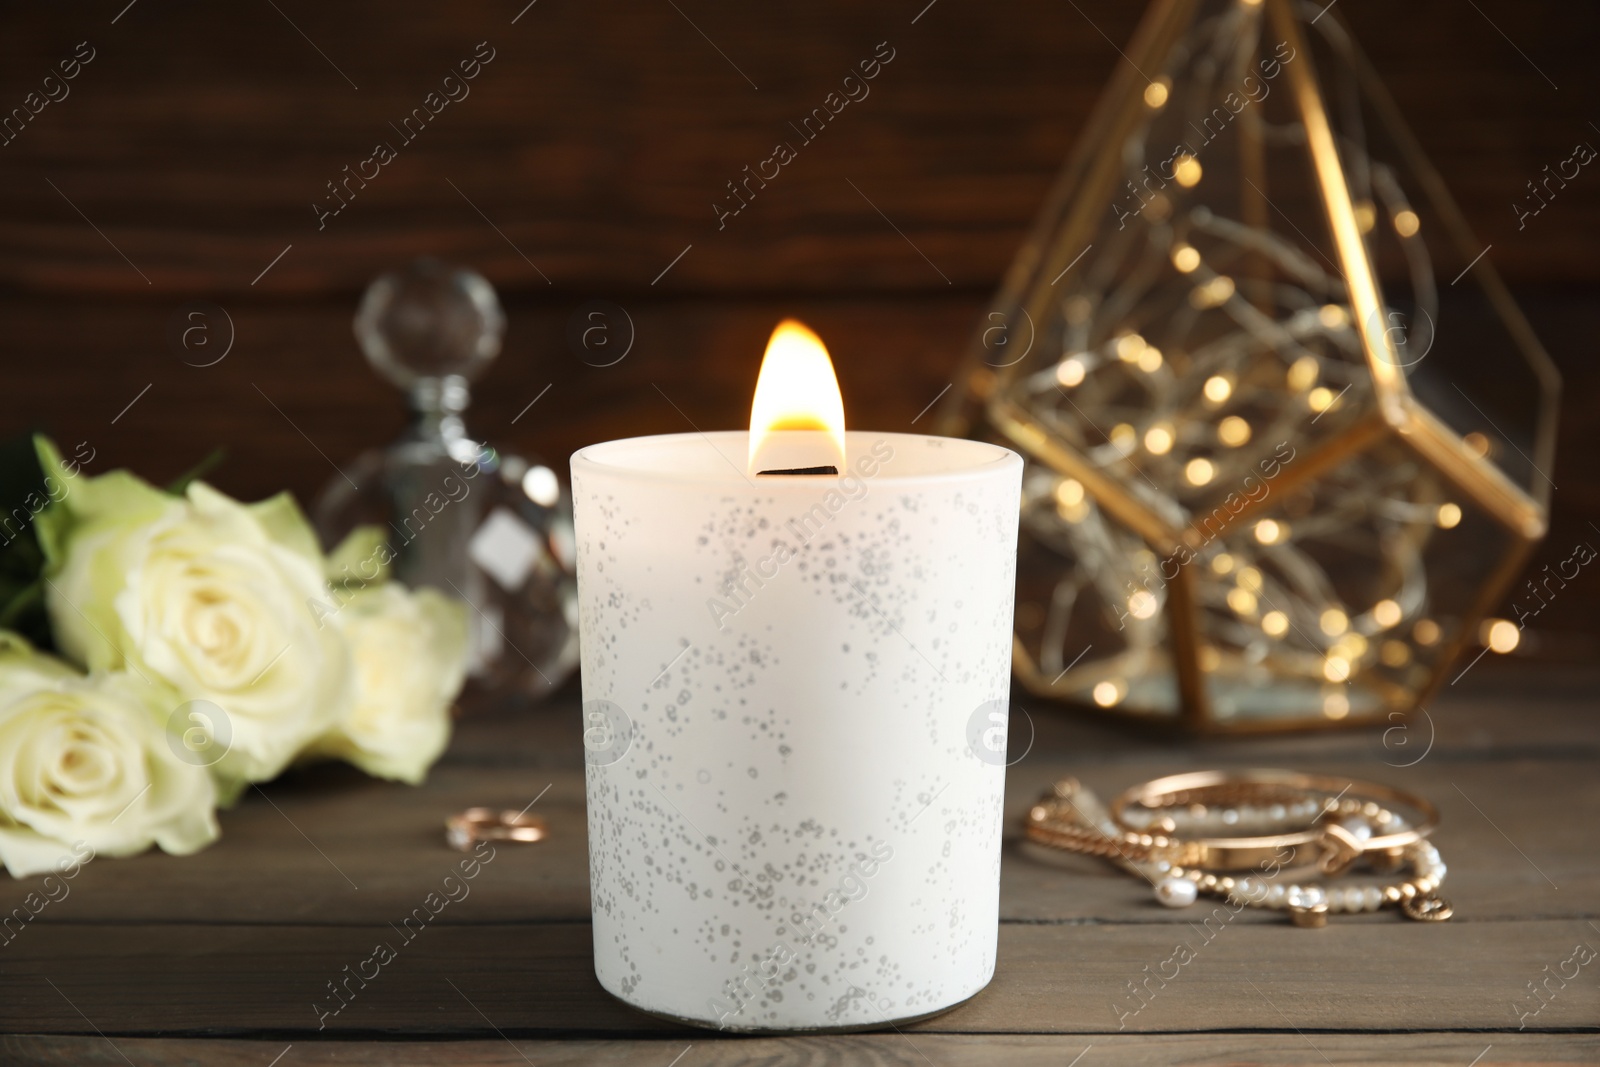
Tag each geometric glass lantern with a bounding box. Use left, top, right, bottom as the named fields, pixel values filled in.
left=940, top=0, right=1559, bottom=732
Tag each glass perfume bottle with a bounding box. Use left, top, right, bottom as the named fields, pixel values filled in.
left=315, top=258, right=578, bottom=705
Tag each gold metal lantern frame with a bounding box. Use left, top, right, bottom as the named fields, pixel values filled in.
left=942, top=0, right=1559, bottom=732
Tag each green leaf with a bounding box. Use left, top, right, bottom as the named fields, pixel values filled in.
left=0, top=435, right=56, bottom=648
left=166, top=446, right=227, bottom=496
left=0, top=582, right=42, bottom=632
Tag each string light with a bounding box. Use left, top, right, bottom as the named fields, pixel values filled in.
left=1173, top=154, right=1203, bottom=187
left=1190, top=276, right=1234, bottom=308
left=981, top=8, right=1523, bottom=729
left=1353, top=200, right=1377, bottom=233
left=1287, top=356, right=1319, bottom=391
left=1055, top=478, right=1085, bottom=508
left=1484, top=618, right=1520, bottom=653
left=1335, top=633, right=1368, bottom=658
left=1323, top=691, right=1350, bottom=719
left=1218, top=416, right=1251, bottom=446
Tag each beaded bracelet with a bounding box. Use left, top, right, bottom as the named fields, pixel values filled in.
left=1024, top=774, right=1452, bottom=926
left=1141, top=839, right=1451, bottom=927
left=1111, top=769, right=1439, bottom=875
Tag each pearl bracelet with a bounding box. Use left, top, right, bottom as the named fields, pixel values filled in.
left=1025, top=773, right=1453, bottom=926
left=1136, top=838, right=1451, bottom=927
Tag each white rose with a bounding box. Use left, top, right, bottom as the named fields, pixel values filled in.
left=306, top=583, right=468, bottom=784
left=0, top=634, right=218, bottom=878
left=36, top=450, right=352, bottom=792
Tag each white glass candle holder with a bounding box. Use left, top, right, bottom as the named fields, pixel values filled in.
left=571, top=430, right=1022, bottom=1032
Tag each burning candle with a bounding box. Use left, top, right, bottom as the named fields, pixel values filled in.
left=571, top=321, right=1023, bottom=1031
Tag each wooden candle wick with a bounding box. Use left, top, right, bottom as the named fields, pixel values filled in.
left=757, top=465, right=839, bottom=475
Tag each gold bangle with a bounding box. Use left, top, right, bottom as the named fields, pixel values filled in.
left=1023, top=775, right=1453, bottom=925
left=1110, top=769, right=1439, bottom=874
left=1025, top=779, right=1324, bottom=872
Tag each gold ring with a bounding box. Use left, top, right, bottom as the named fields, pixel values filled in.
left=446, top=807, right=547, bottom=851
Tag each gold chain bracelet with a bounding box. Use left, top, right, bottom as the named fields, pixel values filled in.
left=1024, top=774, right=1453, bottom=926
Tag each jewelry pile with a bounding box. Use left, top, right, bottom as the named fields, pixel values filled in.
left=1025, top=770, right=1451, bottom=926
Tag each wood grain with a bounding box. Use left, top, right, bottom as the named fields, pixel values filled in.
left=0, top=1, right=1596, bottom=296
left=1, top=3, right=1597, bottom=1059
left=0, top=294, right=974, bottom=505
left=2, top=291, right=1597, bottom=644
left=0, top=673, right=1593, bottom=1041
left=5, top=1032, right=1592, bottom=1067
left=3, top=918, right=1597, bottom=1035
left=0, top=664, right=1588, bottom=928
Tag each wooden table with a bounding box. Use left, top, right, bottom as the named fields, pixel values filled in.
left=3, top=660, right=1596, bottom=1065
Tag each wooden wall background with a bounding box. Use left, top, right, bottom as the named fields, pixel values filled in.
left=2, top=0, right=1597, bottom=644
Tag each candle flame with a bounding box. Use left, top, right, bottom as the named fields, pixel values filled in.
left=748, top=319, right=847, bottom=473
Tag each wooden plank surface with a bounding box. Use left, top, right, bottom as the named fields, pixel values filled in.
left=6, top=1032, right=1593, bottom=1067
left=1, top=1, right=1597, bottom=294
left=5, top=918, right=1599, bottom=1036
left=0, top=662, right=1588, bottom=929
left=0, top=294, right=976, bottom=504
left=0, top=662, right=1593, bottom=1043
left=4, top=290, right=1598, bottom=646
left=0, top=730, right=1588, bottom=927
left=2, top=1, right=1597, bottom=1059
